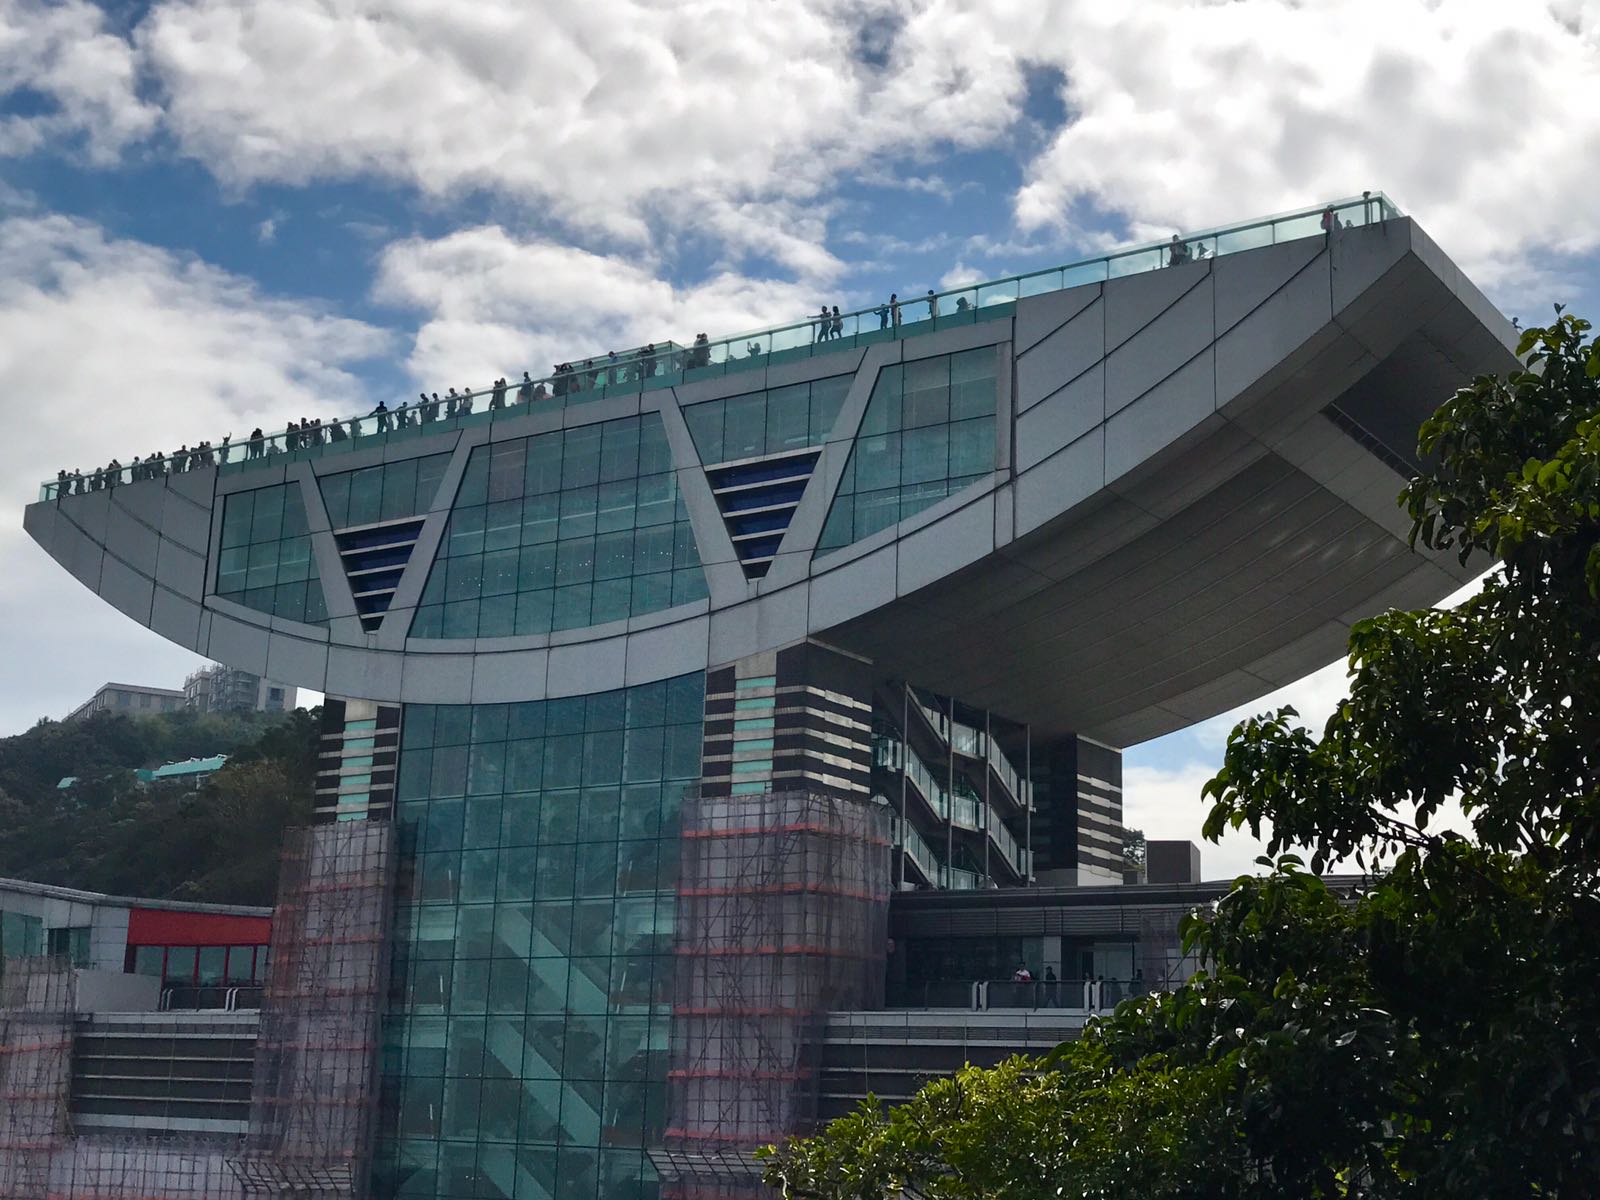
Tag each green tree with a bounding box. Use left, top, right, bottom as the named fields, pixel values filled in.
left=764, top=313, right=1600, bottom=1199
left=0, top=706, right=319, bottom=905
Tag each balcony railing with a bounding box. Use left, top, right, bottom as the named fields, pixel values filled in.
left=880, top=732, right=1031, bottom=880
left=41, top=193, right=1400, bottom=500
left=886, top=977, right=1151, bottom=1012
left=890, top=811, right=941, bottom=886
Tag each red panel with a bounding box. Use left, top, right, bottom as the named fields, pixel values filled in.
left=126, top=907, right=271, bottom=947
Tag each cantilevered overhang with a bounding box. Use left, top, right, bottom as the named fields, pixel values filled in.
left=24, top=216, right=1513, bottom=745
left=814, top=218, right=1514, bottom=744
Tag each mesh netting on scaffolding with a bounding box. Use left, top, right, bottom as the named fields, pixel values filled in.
left=51, top=1134, right=244, bottom=1199
left=0, top=957, right=74, bottom=1200
left=233, top=819, right=397, bottom=1200
left=660, top=790, right=891, bottom=1198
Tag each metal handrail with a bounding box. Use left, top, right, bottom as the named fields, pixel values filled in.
left=891, top=976, right=1153, bottom=1011
left=41, top=193, right=1400, bottom=499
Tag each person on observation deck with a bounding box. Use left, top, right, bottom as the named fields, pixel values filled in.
left=491, top=377, right=507, bottom=410
left=517, top=372, right=534, bottom=405
left=372, top=400, right=391, bottom=433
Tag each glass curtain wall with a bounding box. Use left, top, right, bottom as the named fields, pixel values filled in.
left=321, top=453, right=452, bottom=528
left=681, top=374, right=851, bottom=464
left=816, top=347, right=998, bottom=553
left=375, top=672, right=705, bottom=1200
left=410, top=414, right=706, bottom=640
left=216, top=481, right=329, bottom=625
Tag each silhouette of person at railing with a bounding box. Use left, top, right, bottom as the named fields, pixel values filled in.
left=890, top=293, right=901, bottom=327
left=248, top=429, right=264, bottom=459
left=816, top=306, right=831, bottom=343
left=831, top=306, right=843, bottom=339
left=876, top=301, right=890, bottom=329
left=517, top=373, right=534, bottom=405
left=1168, top=235, right=1190, bottom=267
left=372, top=401, right=392, bottom=433
left=927, top=290, right=938, bottom=319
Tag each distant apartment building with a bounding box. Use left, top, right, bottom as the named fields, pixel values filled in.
left=183, top=663, right=297, bottom=715
left=64, top=683, right=186, bottom=723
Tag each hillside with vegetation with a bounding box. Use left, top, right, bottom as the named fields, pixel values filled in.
left=0, top=706, right=319, bottom=906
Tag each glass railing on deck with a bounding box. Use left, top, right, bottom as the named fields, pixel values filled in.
left=911, top=690, right=948, bottom=742
left=891, top=812, right=941, bottom=884
left=987, top=739, right=1030, bottom=810
left=950, top=719, right=983, bottom=758
left=41, top=193, right=1400, bottom=500
left=987, top=809, right=1025, bottom=876
left=978, top=976, right=1148, bottom=1012
left=886, top=977, right=1151, bottom=1011
left=905, top=746, right=944, bottom=816
left=942, top=866, right=981, bottom=890
left=950, top=780, right=982, bottom=832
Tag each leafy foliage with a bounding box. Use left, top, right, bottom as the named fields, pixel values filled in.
left=0, top=706, right=318, bottom=904
left=764, top=312, right=1600, bottom=1198
left=1122, top=825, right=1147, bottom=869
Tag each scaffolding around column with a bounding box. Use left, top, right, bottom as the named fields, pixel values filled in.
left=659, top=789, right=891, bottom=1198
left=51, top=1134, right=245, bottom=1199
left=232, top=819, right=397, bottom=1200
left=0, top=957, right=73, bottom=1200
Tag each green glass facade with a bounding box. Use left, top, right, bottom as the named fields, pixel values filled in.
left=410, top=414, right=707, bottom=640
left=216, top=481, right=329, bottom=625
left=816, top=348, right=998, bottom=553
left=681, top=374, right=851, bottom=464
left=376, top=673, right=705, bottom=1200
left=321, top=453, right=452, bottom=528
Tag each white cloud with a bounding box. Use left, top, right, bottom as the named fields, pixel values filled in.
left=1006, top=1, right=1600, bottom=290
left=372, top=225, right=826, bottom=387
left=0, top=214, right=390, bottom=734
left=1124, top=760, right=1272, bottom=882
left=0, top=0, right=159, bottom=162
left=134, top=0, right=1030, bottom=272
left=6, top=2, right=1599, bottom=300
left=1125, top=574, right=1492, bottom=878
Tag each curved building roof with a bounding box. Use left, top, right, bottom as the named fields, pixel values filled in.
left=24, top=212, right=1513, bottom=747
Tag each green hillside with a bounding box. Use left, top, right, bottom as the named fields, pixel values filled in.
left=0, top=707, right=319, bottom=906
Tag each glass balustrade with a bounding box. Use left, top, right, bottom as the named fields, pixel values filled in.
left=881, top=730, right=1029, bottom=877
left=950, top=719, right=983, bottom=758
left=889, top=811, right=941, bottom=884
left=986, top=738, right=1030, bottom=810
left=42, top=194, right=1400, bottom=500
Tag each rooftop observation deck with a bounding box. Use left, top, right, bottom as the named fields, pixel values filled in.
left=41, top=194, right=1399, bottom=500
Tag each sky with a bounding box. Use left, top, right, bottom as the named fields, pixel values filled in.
left=2, top=0, right=1599, bottom=877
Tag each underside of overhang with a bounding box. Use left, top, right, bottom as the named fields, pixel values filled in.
left=821, top=258, right=1510, bottom=747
